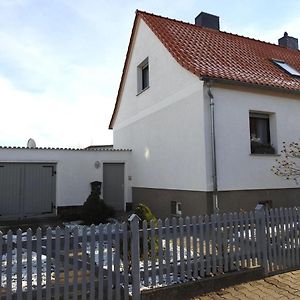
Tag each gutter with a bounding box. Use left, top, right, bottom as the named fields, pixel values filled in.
left=205, top=80, right=219, bottom=214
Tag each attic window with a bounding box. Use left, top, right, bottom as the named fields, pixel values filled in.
left=137, top=57, right=149, bottom=94
left=273, top=59, right=300, bottom=77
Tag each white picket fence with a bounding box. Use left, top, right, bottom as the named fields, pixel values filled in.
left=0, top=206, right=300, bottom=299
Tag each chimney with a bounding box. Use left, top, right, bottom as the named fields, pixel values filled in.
left=278, top=32, right=298, bottom=50
left=195, top=12, right=220, bottom=30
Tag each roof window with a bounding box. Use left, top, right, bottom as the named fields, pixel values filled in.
left=273, top=59, right=300, bottom=77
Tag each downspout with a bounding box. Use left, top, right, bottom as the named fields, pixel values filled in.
left=206, top=81, right=219, bottom=214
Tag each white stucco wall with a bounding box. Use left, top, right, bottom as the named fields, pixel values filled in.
left=0, top=148, right=132, bottom=208
left=212, top=85, right=300, bottom=191
left=113, top=19, right=209, bottom=191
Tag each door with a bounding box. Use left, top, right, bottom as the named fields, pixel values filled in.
left=103, top=163, right=125, bottom=211
left=0, top=163, right=56, bottom=218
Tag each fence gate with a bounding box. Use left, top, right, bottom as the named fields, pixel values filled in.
left=0, top=163, right=56, bottom=218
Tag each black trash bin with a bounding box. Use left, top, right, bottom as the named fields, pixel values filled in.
left=90, top=181, right=102, bottom=195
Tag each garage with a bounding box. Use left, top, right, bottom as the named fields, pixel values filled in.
left=0, top=163, right=56, bottom=219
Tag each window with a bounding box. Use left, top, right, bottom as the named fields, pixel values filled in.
left=273, top=59, right=300, bottom=77
left=137, top=57, right=149, bottom=94
left=171, top=201, right=182, bottom=216
left=249, top=112, right=275, bottom=154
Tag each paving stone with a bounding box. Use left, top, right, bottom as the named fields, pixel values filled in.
left=191, top=269, right=300, bottom=300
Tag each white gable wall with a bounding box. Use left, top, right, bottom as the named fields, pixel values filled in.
left=113, top=19, right=209, bottom=191
left=212, top=84, right=300, bottom=191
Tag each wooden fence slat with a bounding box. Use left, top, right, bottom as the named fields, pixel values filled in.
left=228, top=213, right=234, bottom=271
left=122, top=223, right=129, bottom=300
left=239, top=212, right=246, bottom=269
left=275, top=208, right=283, bottom=271
left=36, top=228, right=42, bottom=299
left=265, top=210, right=272, bottom=272
left=73, top=226, right=79, bottom=300
left=249, top=211, right=256, bottom=267
left=244, top=212, right=251, bottom=268
left=269, top=209, right=277, bottom=272
left=150, top=219, right=156, bottom=287
left=288, top=208, right=296, bottom=268
left=211, top=214, right=217, bottom=274
left=216, top=214, right=223, bottom=274
left=204, top=215, right=210, bottom=276
left=142, top=220, right=149, bottom=287
left=27, top=228, right=32, bottom=300
left=6, top=230, right=13, bottom=300
left=54, top=227, right=60, bottom=300
left=199, top=216, right=204, bottom=278
left=179, top=218, right=185, bottom=281
left=90, top=225, right=96, bottom=300
left=16, top=229, right=22, bottom=300
left=295, top=209, right=300, bottom=267
left=222, top=213, right=229, bottom=273
left=165, top=218, right=171, bottom=284
left=98, top=224, right=104, bottom=300
left=172, top=217, right=178, bottom=282
left=114, top=224, right=121, bottom=300
left=63, top=227, right=70, bottom=300
left=185, top=217, right=192, bottom=279
left=46, top=228, right=52, bottom=300
left=192, top=216, right=198, bottom=279
left=233, top=212, right=239, bottom=270
left=282, top=208, right=288, bottom=268
left=0, top=231, right=2, bottom=291
left=107, top=224, right=113, bottom=300
left=158, top=219, right=164, bottom=285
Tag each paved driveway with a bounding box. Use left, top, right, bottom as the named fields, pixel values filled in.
left=193, top=270, right=300, bottom=300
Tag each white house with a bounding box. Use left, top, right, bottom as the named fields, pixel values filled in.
left=109, top=11, right=300, bottom=217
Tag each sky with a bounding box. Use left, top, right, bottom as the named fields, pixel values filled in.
left=0, top=0, right=300, bottom=148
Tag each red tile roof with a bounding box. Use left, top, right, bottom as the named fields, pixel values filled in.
left=109, top=10, right=300, bottom=129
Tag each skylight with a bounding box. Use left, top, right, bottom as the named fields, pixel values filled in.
left=273, top=59, right=300, bottom=77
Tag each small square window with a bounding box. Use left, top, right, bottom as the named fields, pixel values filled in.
left=137, top=58, right=149, bottom=94
left=249, top=112, right=275, bottom=154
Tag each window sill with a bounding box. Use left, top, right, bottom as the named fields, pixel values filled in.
left=249, top=153, right=280, bottom=157
left=136, top=86, right=150, bottom=96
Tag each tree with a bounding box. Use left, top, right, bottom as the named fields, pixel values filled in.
left=272, top=141, right=300, bottom=183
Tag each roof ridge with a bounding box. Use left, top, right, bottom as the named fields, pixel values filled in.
left=137, top=9, right=300, bottom=53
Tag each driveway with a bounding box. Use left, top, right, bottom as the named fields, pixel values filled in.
left=193, top=270, right=300, bottom=300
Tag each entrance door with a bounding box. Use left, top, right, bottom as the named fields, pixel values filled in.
left=0, top=163, right=56, bottom=218
left=103, top=163, right=125, bottom=211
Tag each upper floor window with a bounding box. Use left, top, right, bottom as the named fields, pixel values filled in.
left=137, top=57, right=149, bottom=94
left=249, top=112, right=275, bottom=154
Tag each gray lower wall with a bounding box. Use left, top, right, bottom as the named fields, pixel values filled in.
left=133, top=187, right=210, bottom=218
left=133, top=187, right=300, bottom=217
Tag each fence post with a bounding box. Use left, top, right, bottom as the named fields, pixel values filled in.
left=129, top=214, right=141, bottom=300
left=255, top=204, right=268, bottom=275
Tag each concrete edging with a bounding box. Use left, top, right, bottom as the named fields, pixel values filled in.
left=141, top=267, right=264, bottom=300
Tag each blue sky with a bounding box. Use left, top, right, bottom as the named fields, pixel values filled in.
left=0, top=0, right=299, bottom=148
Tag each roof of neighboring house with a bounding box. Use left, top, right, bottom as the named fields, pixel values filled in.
left=109, top=10, right=300, bottom=129
left=0, top=146, right=131, bottom=152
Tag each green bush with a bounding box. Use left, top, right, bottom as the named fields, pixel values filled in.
left=134, top=203, right=157, bottom=227
left=81, top=191, right=115, bottom=225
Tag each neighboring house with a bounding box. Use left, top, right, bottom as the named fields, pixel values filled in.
left=109, top=10, right=300, bottom=218
left=0, top=146, right=131, bottom=219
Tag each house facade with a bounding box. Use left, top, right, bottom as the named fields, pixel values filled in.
left=110, top=11, right=300, bottom=217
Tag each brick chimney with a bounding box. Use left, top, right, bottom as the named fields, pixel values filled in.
left=278, top=32, right=298, bottom=50
left=195, top=12, right=220, bottom=30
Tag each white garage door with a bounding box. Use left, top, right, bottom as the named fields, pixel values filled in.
left=0, top=163, right=56, bottom=218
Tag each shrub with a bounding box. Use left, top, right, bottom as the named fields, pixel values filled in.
left=81, top=191, right=115, bottom=225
